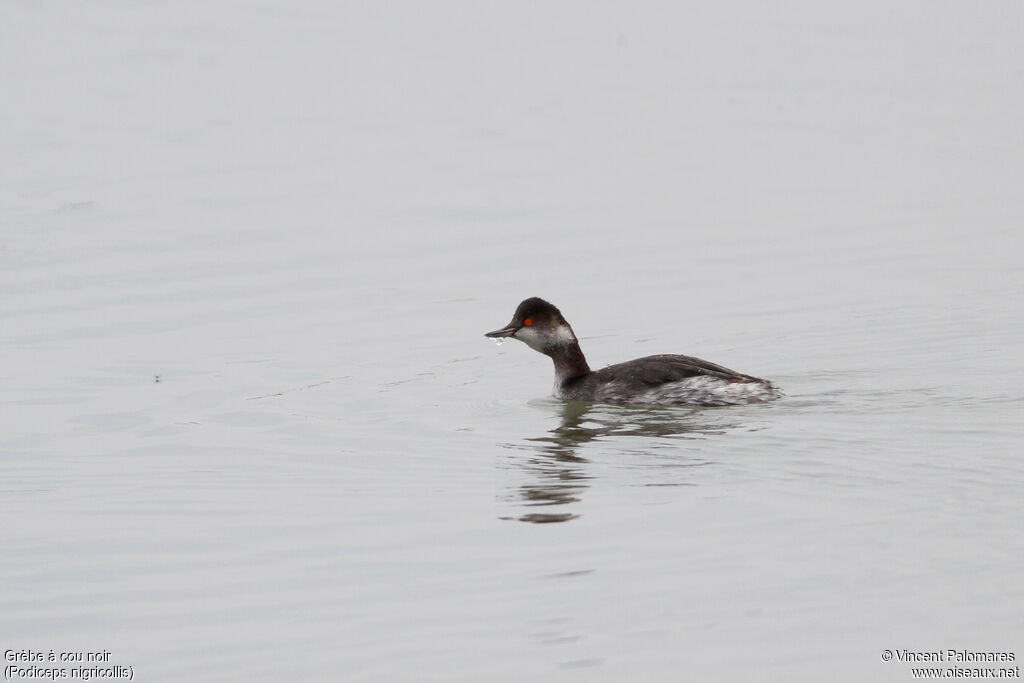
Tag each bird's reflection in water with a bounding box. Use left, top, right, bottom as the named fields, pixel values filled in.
left=503, top=400, right=739, bottom=524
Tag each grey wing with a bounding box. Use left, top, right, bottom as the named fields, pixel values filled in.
left=595, top=354, right=760, bottom=386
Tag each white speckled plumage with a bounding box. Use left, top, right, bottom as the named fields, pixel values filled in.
left=559, top=375, right=782, bottom=406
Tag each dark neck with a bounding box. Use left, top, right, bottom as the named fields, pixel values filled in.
left=550, top=340, right=591, bottom=382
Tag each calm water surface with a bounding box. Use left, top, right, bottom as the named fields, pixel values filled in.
left=2, top=3, right=1022, bottom=681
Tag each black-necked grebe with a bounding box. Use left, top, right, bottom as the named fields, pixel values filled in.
left=485, top=297, right=781, bottom=406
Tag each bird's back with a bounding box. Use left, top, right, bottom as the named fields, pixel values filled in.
left=559, top=354, right=781, bottom=406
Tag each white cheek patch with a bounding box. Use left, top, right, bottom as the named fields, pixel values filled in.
left=513, top=323, right=575, bottom=352
left=551, top=324, right=575, bottom=344
left=513, top=325, right=546, bottom=352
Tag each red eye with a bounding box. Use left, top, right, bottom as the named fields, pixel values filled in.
left=523, top=318, right=533, bottom=327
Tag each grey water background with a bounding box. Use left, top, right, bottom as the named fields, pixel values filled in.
left=2, top=3, right=1022, bottom=681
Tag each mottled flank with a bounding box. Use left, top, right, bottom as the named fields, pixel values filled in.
left=560, top=374, right=782, bottom=407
